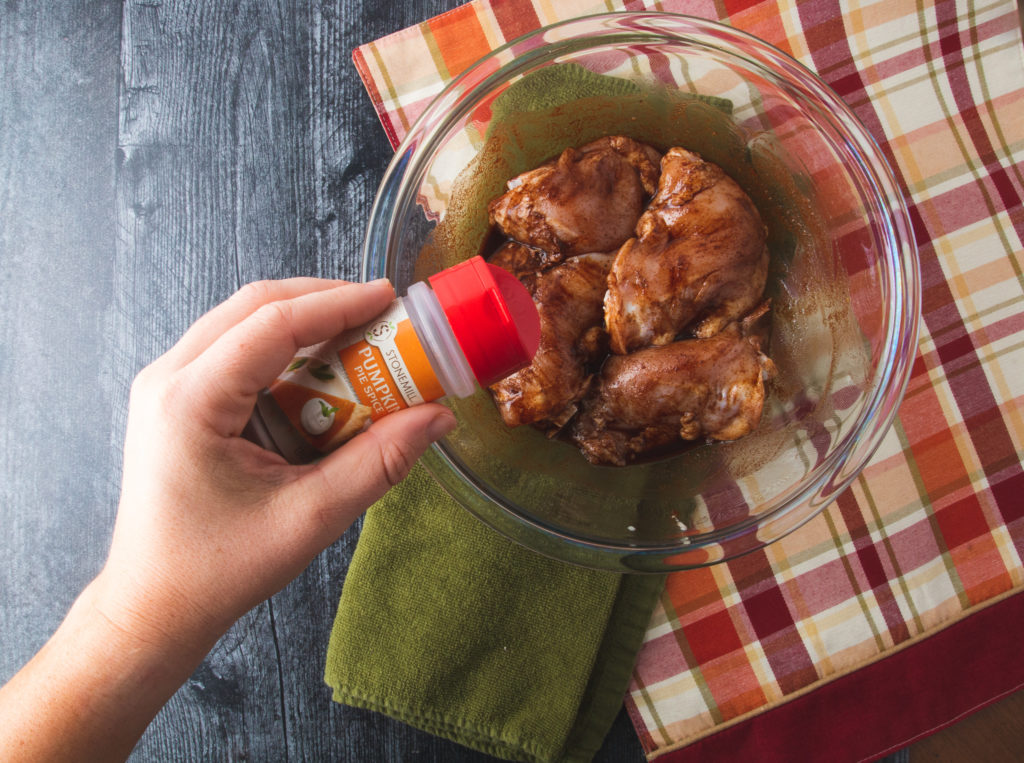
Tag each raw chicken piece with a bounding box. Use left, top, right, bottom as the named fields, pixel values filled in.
left=489, top=252, right=613, bottom=430
left=586, top=135, right=662, bottom=193
left=605, top=147, right=769, bottom=354
left=488, top=136, right=661, bottom=264
left=570, top=308, right=774, bottom=466
left=487, top=240, right=547, bottom=281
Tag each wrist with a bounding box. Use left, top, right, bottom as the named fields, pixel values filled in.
left=85, top=568, right=224, bottom=670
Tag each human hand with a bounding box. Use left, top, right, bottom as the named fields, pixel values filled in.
left=93, top=278, right=457, bottom=655
left=0, top=278, right=457, bottom=760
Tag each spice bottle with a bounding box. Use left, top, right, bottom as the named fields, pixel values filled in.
left=245, top=256, right=541, bottom=464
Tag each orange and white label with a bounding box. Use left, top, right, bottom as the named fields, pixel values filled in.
left=268, top=379, right=360, bottom=450
left=338, top=301, right=444, bottom=420
left=255, top=299, right=445, bottom=461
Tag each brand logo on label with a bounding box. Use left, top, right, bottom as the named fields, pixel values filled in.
left=365, top=319, right=397, bottom=347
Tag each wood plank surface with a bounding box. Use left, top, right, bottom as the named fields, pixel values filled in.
left=3, top=1, right=647, bottom=760
left=0, top=0, right=123, bottom=688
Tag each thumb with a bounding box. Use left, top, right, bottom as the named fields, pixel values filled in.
left=284, top=403, right=457, bottom=544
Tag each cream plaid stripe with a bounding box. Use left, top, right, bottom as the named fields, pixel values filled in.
left=353, top=0, right=1024, bottom=756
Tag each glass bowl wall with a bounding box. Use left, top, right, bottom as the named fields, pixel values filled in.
left=363, top=13, right=920, bottom=572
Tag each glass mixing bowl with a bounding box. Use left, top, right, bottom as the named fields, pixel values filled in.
left=362, top=13, right=920, bottom=572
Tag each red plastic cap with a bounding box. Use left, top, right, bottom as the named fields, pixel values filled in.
left=428, top=256, right=541, bottom=387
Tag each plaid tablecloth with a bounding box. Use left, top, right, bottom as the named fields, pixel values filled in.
left=354, top=0, right=1024, bottom=758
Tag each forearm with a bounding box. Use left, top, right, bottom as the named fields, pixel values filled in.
left=0, top=576, right=216, bottom=762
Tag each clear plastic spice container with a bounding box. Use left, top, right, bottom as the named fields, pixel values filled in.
left=245, top=256, right=541, bottom=464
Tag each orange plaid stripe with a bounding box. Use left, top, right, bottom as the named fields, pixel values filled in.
left=425, top=4, right=493, bottom=79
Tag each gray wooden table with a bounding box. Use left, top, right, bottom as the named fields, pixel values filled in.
left=0, top=2, right=645, bottom=760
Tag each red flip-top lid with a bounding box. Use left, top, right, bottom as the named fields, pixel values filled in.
left=428, top=256, right=540, bottom=387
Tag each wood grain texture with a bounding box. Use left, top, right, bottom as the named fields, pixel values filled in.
left=1, top=0, right=645, bottom=759
left=0, top=0, right=122, bottom=680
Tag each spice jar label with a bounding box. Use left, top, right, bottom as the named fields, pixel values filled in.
left=254, top=299, right=447, bottom=460
left=340, top=301, right=445, bottom=418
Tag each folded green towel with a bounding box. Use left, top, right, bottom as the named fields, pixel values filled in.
left=326, top=63, right=675, bottom=761
left=325, top=464, right=664, bottom=762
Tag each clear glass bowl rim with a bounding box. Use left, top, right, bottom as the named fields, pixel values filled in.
left=362, top=12, right=922, bottom=572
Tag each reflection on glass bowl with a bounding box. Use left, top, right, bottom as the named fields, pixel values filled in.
left=362, top=13, right=920, bottom=573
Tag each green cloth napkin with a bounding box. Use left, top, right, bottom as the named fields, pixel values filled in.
left=325, top=464, right=665, bottom=762
left=486, top=63, right=732, bottom=134
left=326, top=63, right=669, bottom=761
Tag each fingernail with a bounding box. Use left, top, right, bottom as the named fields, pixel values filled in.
left=366, top=277, right=391, bottom=288
left=427, top=411, right=457, bottom=441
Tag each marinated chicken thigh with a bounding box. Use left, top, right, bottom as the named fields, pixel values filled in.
left=586, top=135, right=662, bottom=192
left=490, top=252, right=613, bottom=430
left=571, top=311, right=774, bottom=466
left=605, top=147, right=769, bottom=354
left=488, top=240, right=546, bottom=281
left=484, top=137, right=775, bottom=466
left=488, top=136, right=661, bottom=264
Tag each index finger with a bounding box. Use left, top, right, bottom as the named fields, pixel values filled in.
left=179, top=279, right=395, bottom=436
